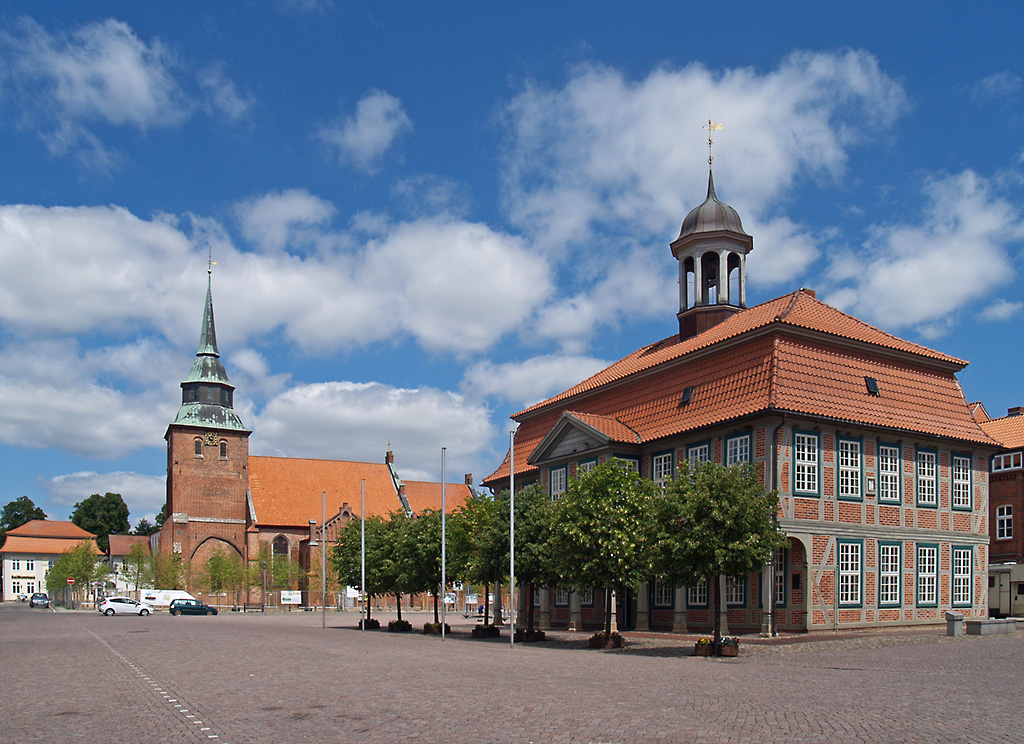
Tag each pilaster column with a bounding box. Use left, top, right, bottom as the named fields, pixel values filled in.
left=672, top=587, right=689, bottom=632
left=539, top=586, right=551, bottom=630
left=693, top=255, right=704, bottom=306
left=718, top=250, right=729, bottom=304
left=569, top=591, right=582, bottom=631
left=718, top=575, right=730, bottom=635
left=636, top=581, right=650, bottom=630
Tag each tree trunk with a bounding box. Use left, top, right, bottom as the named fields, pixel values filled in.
left=604, top=587, right=613, bottom=637
left=712, top=577, right=722, bottom=646
left=395, top=593, right=403, bottom=622
left=492, top=581, right=503, bottom=626
left=365, top=593, right=373, bottom=623
left=483, top=581, right=490, bottom=625
left=527, top=584, right=535, bottom=631
left=432, top=589, right=440, bottom=624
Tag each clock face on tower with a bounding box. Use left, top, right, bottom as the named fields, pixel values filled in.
left=204, top=432, right=219, bottom=447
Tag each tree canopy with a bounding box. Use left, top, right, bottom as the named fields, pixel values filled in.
left=655, top=460, right=789, bottom=643
left=70, top=492, right=130, bottom=553
left=548, top=460, right=661, bottom=635
left=0, top=496, right=46, bottom=545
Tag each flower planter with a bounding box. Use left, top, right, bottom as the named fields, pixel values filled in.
left=514, top=628, right=546, bottom=642
left=717, top=644, right=739, bottom=657
left=422, top=622, right=451, bottom=635
left=387, top=619, right=412, bottom=632
left=589, top=632, right=624, bottom=649
left=359, top=618, right=380, bottom=630
left=694, top=642, right=715, bottom=657
left=471, top=625, right=501, bottom=638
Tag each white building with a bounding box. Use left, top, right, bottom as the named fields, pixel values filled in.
left=1, top=520, right=98, bottom=599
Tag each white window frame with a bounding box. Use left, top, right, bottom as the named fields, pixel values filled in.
left=952, top=548, right=972, bottom=607
left=554, top=589, right=569, bottom=606
left=951, top=455, right=971, bottom=510
left=652, top=579, right=674, bottom=608
left=773, top=548, right=786, bottom=607
left=687, top=582, right=707, bottom=607
left=838, top=541, right=862, bottom=606
left=25, top=559, right=34, bottom=571
left=578, top=587, right=594, bottom=605
left=917, top=545, right=938, bottom=607
left=577, top=459, right=597, bottom=474
left=794, top=432, right=819, bottom=495
left=997, top=505, right=1013, bottom=540
left=687, top=443, right=710, bottom=468
left=652, top=452, right=673, bottom=487
left=878, top=543, right=901, bottom=607
left=11, top=559, right=20, bottom=571
left=726, top=433, right=750, bottom=466
left=838, top=438, right=862, bottom=500
left=615, top=457, right=639, bottom=474
left=916, top=450, right=937, bottom=507
left=993, top=452, right=1023, bottom=471
left=878, top=444, right=901, bottom=503
left=725, top=576, right=745, bottom=606
left=549, top=465, right=567, bottom=498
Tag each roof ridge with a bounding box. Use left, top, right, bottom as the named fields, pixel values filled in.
left=774, top=290, right=802, bottom=322
left=614, top=416, right=643, bottom=443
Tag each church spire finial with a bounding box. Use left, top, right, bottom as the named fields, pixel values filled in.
left=703, top=118, right=724, bottom=167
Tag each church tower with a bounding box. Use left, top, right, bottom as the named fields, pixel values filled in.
left=670, top=170, right=753, bottom=341
left=163, top=275, right=250, bottom=570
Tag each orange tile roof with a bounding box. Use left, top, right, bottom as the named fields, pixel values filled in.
left=6, top=520, right=95, bottom=539
left=249, top=456, right=468, bottom=527
left=1, top=535, right=100, bottom=555
left=980, top=415, right=1024, bottom=449
left=249, top=457, right=402, bottom=526
left=566, top=412, right=642, bottom=443
left=403, top=481, right=473, bottom=514
left=483, top=291, right=992, bottom=488
left=107, top=534, right=150, bottom=557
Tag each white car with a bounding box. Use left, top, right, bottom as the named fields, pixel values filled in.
left=98, top=596, right=154, bottom=616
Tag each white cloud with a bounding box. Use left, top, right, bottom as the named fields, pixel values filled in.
left=0, top=16, right=248, bottom=170
left=252, top=381, right=494, bottom=482
left=198, top=62, right=254, bottom=120
left=500, top=50, right=907, bottom=259
left=972, top=71, right=1022, bottom=102
left=317, top=89, right=412, bottom=172
left=979, top=299, right=1023, bottom=322
left=462, top=354, right=610, bottom=409
left=40, top=471, right=166, bottom=524
left=824, top=171, right=1024, bottom=333
left=234, top=189, right=336, bottom=254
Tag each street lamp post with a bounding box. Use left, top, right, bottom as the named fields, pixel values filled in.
left=262, top=561, right=267, bottom=611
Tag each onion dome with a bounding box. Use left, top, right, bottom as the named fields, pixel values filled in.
left=677, top=170, right=749, bottom=240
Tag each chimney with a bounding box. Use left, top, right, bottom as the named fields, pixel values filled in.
left=800, top=287, right=816, bottom=298
left=386, top=450, right=394, bottom=464
left=1009, top=407, right=1024, bottom=417
left=308, top=519, right=317, bottom=541
left=464, top=473, right=473, bottom=486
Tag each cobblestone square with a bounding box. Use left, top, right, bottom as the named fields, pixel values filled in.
left=2, top=604, right=1021, bottom=743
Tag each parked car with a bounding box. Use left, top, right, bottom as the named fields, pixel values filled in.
left=98, top=596, right=154, bottom=616
left=28, top=592, right=49, bottom=608
left=169, top=598, right=218, bottom=616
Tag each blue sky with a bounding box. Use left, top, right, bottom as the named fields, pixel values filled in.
left=1, top=2, right=1022, bottom=528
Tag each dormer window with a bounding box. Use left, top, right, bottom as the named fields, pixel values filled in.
left=679, top=386, right=694, bottom=406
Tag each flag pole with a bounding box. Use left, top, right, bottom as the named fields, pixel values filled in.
left=509, top=428, right=515, bottom=649
left=321, top=490, right=326, bottom=630
left=441, top=446, right=447, bottom=641
left=360, top=478, right=365, bottom=630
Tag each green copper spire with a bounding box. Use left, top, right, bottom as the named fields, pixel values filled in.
left=171, top=275, right=247, bottom=432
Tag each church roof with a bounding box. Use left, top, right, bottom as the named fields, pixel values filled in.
left=248, top=456, right=471, bottom=528
left=483, top=289, right=992, bottom=487
left=980, top=414, right=1024, bottom=450
left=107, top=534, right=150, bottom=557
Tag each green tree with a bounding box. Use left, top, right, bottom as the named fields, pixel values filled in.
left=133, top=518, right=156, bottom=535
left=151, top=551, right=186, bottom=590
left=448, top=491, right=507, bottom=625
left=154, top=503, right=168, bottom=528
left=202, top=547, right=246, bottom=604
left=332, top=512, right=410, bottom=624
left=401, top=509, right=445, bottom=624
left=46, top=540, right=103, bottom=605
left=250, top=543, right=306, bottom=605
left=655, top=461, right=789, bottom=645
left=122, top=541, right=154, bottom=594
left=70, top=492, right=130, bottom=553
left=509, top=483, right=557, bottom=633
left=0, top=496, right=47, bottom=546
left=548, top=460, right=661, bottom=637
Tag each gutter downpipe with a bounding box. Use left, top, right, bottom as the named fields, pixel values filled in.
left=767, top=413, right=787, bottom=638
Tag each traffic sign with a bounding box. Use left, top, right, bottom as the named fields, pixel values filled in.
left=67, top=577, right=74, bottom=585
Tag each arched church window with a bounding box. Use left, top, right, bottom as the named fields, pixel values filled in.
left=194, top=438, right=203, bottom=457
left=220, top=440, right=227, bottom=459
left=272, top=536, right=289, bottom=558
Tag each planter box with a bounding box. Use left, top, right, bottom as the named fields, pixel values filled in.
left=718, top=644, right=739, bottom=657
left=694, top=643, right=715, bottom=657
left=387, top=620, right=412, bottom=632
left=589, top=633, right=624, bottom=649
left=422, top=623, right=451, bottom=635
left=471, top=625, right=501, bottom=638
left=514, top=628, right=546, bottom=642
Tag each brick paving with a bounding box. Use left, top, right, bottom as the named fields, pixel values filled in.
left=2, top=602, right=1022, bottom=743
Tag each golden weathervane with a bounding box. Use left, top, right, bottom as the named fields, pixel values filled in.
left=703, top=119, right=724, bottom=166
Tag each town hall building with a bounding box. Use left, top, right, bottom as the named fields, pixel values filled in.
left=484, top=171, right=998, bottom=634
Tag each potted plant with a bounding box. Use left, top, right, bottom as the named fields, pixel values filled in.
left=514, top=628, right=546, bottom=642
left=718, top=636, right=739, bottom=657
left=422, top=622, right=451, bottom=635
left=471, top=624, right=501, bottom=638
left=588, top=630, right=623, bottom=649
left=387, top=619, right=412, bottom=632
left=694, top=637, right=715, bottom=656
left=359, top=617, right=381, bottom=630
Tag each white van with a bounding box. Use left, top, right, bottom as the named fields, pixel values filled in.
left=140, top=590, right=196, bottom=608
